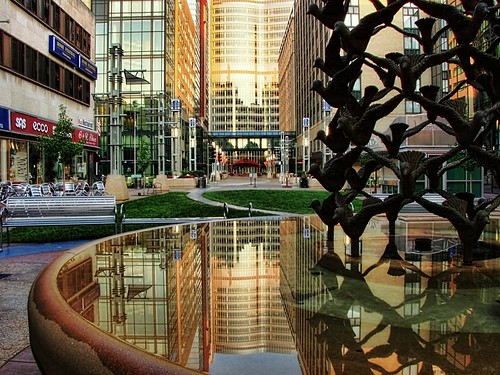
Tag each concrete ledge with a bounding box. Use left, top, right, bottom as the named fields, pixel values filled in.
left=28, top=241, right=200, bottom=375
left=307, top=178, right=325, bottom=189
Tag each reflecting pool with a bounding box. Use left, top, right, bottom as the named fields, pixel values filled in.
left=56, top=214, right=500, bottom=374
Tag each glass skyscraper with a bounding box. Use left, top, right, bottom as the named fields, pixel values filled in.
left=93, top=0, right=203, bottom=177
left=209, top=0, right=293, bottom=176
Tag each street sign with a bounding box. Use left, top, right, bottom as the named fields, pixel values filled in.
left=172, top=99, right=180, bottom=112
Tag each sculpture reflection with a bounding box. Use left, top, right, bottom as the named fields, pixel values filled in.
left=57, top=215, right=500, bottom=374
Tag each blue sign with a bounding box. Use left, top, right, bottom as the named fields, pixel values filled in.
left=0, top=106, right=9, bottom=131
left=49, top=35, right=79, bottom=68
left=174, top=249, right=182, bottom=260
left=172, top=99, right=180, bottom=112
left=78, top=55, right=98, bottom=80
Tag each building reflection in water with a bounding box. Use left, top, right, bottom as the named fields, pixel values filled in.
left=57, top=214, right=500, bottom=374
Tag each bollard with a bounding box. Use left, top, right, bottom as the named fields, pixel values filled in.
left=248, top=202, right=253, bottom=217
left=223, top=202, right=229, bottom=218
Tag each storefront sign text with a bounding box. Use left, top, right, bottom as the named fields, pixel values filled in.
left=0, top=106, right=9, bottom=130
left=49, top=35, right=79, bottom=68
left=10, top=112, right=55, bottom=136
left=49, top=35, right=98, bottom=81
left=73, top=129, right=98, bottom=147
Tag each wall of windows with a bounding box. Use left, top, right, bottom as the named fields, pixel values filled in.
left=12, top=0, right=91, bottom=58
left=210, top=0, right=293, bottom=171
left=0, top=31, right=91, bottom=105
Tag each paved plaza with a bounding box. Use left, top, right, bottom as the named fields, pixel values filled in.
left=0, top=176, right=307, bottom=373
left=0, top=176, right=498, bottom=373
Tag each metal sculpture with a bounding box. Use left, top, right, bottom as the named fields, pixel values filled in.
left=308, top=0, right=500, bottom=265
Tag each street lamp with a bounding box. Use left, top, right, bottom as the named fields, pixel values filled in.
left=189, top=117, right=197, bottom=171
left=322, top=100, right=332, bottom=166
left=133, top=107, right=138, bottom=177
left=303, top=117, right=310, bottom=174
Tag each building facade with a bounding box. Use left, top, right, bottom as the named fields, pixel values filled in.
left=281, top=0, right=485, bottom=195
left=0, top=0, right=99, bottom=184
left=209, top=0, right=293, bottom=177
left=92, top=0, right=203, bottom=179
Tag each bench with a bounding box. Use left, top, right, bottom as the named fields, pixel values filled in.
left=372, top=193, right=445, bottom=213
left=0, top=196, right=118, bottom=248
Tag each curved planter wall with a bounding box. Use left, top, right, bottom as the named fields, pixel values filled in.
left=28, top=241, right=200, bottom=375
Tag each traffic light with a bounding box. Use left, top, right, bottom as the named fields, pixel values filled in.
left=209, top=145, right=216, bottom=163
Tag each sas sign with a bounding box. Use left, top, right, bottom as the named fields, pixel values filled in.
left=10, top=112, right=55, bottom=136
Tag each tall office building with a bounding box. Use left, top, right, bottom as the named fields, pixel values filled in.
left=92, top=0, right=202, bottom=178
left=281, top=1, right=483, bottom=195
left=209, top=0, right=293, bottom=176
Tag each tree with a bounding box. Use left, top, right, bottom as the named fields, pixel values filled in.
left=137, top=138, right=151, bottom=175
left=38, top=105, right=85, bottom=183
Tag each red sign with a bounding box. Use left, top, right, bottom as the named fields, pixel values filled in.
left=11, top=111, right=99, bottom=148
left=10, top=112, right=56, bottom=136
left=73, top=128, right=99, bottom=147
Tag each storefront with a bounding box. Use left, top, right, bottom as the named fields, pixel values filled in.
left=0, top=105, right=99, bottom=184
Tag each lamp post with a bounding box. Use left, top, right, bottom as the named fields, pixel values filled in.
left=303, top=117, right=310, bottom=174
left=170, top=99, right=181, bottom=176
left=280, top=131, right=285, bottom=184
left=103, top=44, right=130, bottom=201
left=189, top=117, right=197, bottom=171
left=133, top=108, right=137, bottom=177
left=212, top=142, right=218, bottom=184
left=322, top=100, right=332, bottom=166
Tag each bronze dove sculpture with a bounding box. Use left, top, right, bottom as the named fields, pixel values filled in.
left=307, top=0, right=351, bottom=30
left=414, top=195, right=500, bottom=264
left=310, top=193, right=340, bottom=240
left=314, top=128, right=351, bottom=155
left=308, top=147, right=363, bottom=192
left=311, top=58, right=364, bottom=109
left=332, top=194, right=389, bottom=256
left=467, top=145, right=500, bottom=187
left=344, top=159, right=382, bottom=193
left=337, top=93, right=405, bottom=146
left=411, top=0, right=491, bottom=45
left=389, top=17, right=450, bottom=54
left=372, top=122, right=409, bottom=157
left=409, top=93, right=498, bottom=146
left=363, top=148, right=425, bottom=198
left=313, top=33, right=349, bottom=78
left=314, top=108, right=351, bottom=154
left=333, top=0, right=409, bottom=58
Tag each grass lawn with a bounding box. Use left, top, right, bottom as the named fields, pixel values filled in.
left=5, top=190, right=355, bottom=243
left=202, top=189, right=332, bottom=214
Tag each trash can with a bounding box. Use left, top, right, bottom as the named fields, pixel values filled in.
left=300, top=176, right=309, bottom=188
left=200, top=176, right=207, bottom=188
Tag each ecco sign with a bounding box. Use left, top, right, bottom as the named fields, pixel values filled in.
left=10, top=112, right=55, bottom=136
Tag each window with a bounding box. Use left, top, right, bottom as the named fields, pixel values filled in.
left=49, top=60, right=61, bottom=91
left=11, top=38, right=25, bottom=75
left=28, top=0, right=38, bottom=14
left=64, top=69, right=74, bottom=97
left=25, top=45, right=37, bottom=80
left=38, top=54, right=49, bottom=85
left=52, top=4, right=61, bottom=33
